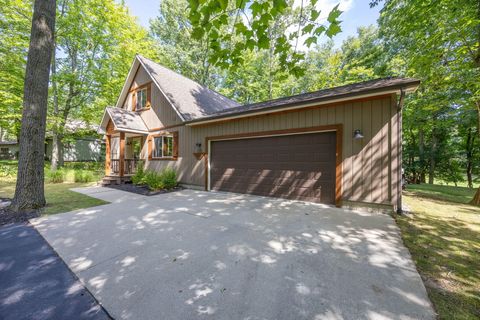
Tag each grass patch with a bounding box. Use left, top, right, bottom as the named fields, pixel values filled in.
left=0, top=180, right=108, bottom=216
left=406, top=183, right=477, bottom=204
left=398, top=186, right=480, bottom=319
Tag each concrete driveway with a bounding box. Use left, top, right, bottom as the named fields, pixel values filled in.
left=31, top=187, right=435, bottom=320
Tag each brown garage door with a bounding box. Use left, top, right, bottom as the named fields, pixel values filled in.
left=210, top=132, right=336, bottom=204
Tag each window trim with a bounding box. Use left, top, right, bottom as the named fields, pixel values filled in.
left=131, top=83, right=151, bottom=111
left=149, top=131, right=178, bottom=161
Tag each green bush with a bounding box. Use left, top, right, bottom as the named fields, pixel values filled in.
left=74, top=170, right=94, bottom=183
left=160, top=168, right=177, bottom=189
left=144, top=171, right=165, bottom=190
left=131, top=162, right=145, bottom=185
left=0, top=160, right=17, bottom=181
left=47, top=169, right=65, bottom=183
left=136, top=167, right=178, bottom=191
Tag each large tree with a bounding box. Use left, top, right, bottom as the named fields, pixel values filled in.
left=185, top=0, right=343, bottom=76
left=0, top=0, right=32, bottom=139
left=50, top=0, right=158, bottom=170
left=373, top=0, right=480, bottom=202
left=11, top=0, right=56, bottom=211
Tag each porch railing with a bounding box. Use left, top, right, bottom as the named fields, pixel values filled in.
left=125, top=159, right=142, bottom=175
left=111, top=159, right=120, bottom=174
left=109, top=159, right=142, bottom=176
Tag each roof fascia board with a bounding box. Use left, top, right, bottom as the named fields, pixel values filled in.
left=186, top=88, right=404, bottom=126
left=136, top=57, right=186, bottom=122
left=113, top=128, right=148, bottom=135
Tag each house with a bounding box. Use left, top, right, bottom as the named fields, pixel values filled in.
left=98, top=55, right=419, bottom=211
left=0, top=121, right=103, bottom=162
left=0, top=140, right=18, bottom=160
left=45, top=120, right=104, bottom=162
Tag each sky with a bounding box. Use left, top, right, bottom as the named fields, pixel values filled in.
left=123, top=0, right=382, bottom=48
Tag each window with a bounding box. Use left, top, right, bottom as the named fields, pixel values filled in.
left=135, top=88, right=147, bottom=110
left=153, top=135, right=173, bottom=158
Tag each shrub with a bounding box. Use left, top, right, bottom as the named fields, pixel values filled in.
left=0, top=160, right=17, bottom=181
left=160, top=168, right=177, bottom=189
left=74, top=170, right=94, bottom=183
left=48, top=169, right=64, bottom=183
left=131, top=162, right=145, bottom=185
left=144, top=171, right=164, bottom=190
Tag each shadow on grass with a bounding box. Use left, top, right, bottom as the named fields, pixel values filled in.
left=406, top=184, right=477, bottom=205
left=396, top=199, right=480, bottom=319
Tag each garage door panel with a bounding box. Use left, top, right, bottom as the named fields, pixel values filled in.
left=210, top=132, right=336, bottom=204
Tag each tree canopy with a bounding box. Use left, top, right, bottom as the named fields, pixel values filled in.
left=0, top=0, right=479, bottom=194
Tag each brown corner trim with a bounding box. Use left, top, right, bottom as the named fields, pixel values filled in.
left=204, top=124, right=343, bottom=207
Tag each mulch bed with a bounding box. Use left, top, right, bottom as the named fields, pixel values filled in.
left=106, top=183, right=183, bottom=196
left=0, top=198, right=41, bottom=226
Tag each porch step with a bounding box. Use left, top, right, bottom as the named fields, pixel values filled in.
left=99, top=175, right=132, bottom=186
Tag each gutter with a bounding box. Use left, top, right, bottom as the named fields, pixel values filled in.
left=396, top=88, right=406, bottom=214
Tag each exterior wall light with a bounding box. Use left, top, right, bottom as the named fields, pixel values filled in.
left=193, top=142, right=206, bottom=160
left=195, top=142, right=202, bottom=153
left=353, top=129, right=364, bottom=140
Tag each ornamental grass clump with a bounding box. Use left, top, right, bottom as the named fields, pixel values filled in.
left=74, top=170, right=94, bottom=183
left=47, top=169, right=65, bottom=183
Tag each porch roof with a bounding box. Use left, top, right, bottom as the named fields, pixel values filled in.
left=98, top=107, right=148, bottom=135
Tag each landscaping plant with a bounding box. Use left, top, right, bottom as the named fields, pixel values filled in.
left=47, top=169, right=64, bottom=183
left=131, top=166, right=178, bottom=191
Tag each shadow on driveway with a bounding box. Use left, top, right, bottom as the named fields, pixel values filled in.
left=32, top=187, right=436, bottom=320
left=0, top=223, right=110, bottom=320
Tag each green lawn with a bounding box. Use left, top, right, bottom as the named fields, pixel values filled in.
left=0, top=160, right=108, bottom=216
left=399, top=184, right=480, bottom=319
left=406, top=183, right=478, bottom=204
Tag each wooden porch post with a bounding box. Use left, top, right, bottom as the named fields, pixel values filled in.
left=119, top=132, right=125, bottom=177
left=105, top=135, right=111, bottom=176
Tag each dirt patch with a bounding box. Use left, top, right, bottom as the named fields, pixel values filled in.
left=0, top=198, right=40, bottom=226
left=106, top=183, right=183, bottom=196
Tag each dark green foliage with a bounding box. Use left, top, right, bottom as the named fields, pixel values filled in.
left=160, top=168, right=178, bottom=190
left=131, top=162, right=145, bottom=185
left=132, top=166, right=178, bottom=191
left=184, top=0, right=342, bottom=76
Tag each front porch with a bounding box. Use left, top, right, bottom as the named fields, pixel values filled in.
left=104, top=131, right=145, bottom=184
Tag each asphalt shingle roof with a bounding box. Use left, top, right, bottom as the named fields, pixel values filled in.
left=106, top=107, right=148, bottom=133
left=186, top=77, right=420, bottom=123
left=137, top=55, right=240, bottom=121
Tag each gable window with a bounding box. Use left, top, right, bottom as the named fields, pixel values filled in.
left=136, top=88, right=147, bottom=110
left=152, top=135, right=175, bottom=159
left=131, top=83, right=151, bottom=111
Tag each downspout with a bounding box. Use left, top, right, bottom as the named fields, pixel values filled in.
left=396, top=89, right=406, bottom=214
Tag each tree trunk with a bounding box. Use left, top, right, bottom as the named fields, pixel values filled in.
left=418, top=128, right=426, bottom=183
left=428, top=131, right=437, bottom=184
left=51, top=133, right=62, bottom=170
left=51, top=39, right=61, bottom=171
left=471, top=188, right=480, bottom=206
left=10, top=0, right=56, bottom=212
left=466, top=127, right=474, bottom=188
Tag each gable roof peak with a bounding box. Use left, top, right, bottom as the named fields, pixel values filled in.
left=135, top=55, right=240, bottom=121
